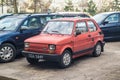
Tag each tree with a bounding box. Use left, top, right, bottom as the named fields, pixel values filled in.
left=13, top=0, right=18, bottom=13
left=0, top=0, right=4, bottom=13
left=78, top=0, right=87, bottom=12
left=64, top=0, right=74, bottom=11
left=84, top=0, right=97, bottom=16
left=111, top=0, right=120, bottom=11
left=25, top=0, right=52, bottom=13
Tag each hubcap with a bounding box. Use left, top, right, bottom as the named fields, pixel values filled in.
left=0, top=46, right=14, bottom=61
left=96, top=44, right=101, bottom=55
left=63, top=53, right=71, bottom=66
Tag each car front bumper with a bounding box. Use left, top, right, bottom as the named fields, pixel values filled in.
left=22, top=51, right=61, bottom=62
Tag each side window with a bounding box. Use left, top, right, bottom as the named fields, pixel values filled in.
left=105, top=14, right=119, bottom=23
left=76, top=22, right=88, bottom=33
left=40, top=16, right=52, bottom=26
left=87, top=21, right=97, bottom=32
left=21, top=17, right=40, bottom=30
left=28, top=17, right=40, bottom=29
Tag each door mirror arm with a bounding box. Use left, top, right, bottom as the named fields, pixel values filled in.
left=20, top=26, right=29, bottom=33
left=75, top=30, right=81, bottom=36
left=102, top=21, right=109, bottom=25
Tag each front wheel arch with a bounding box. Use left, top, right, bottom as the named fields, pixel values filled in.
left=60, top=47, right=73, bottom=55
left=1, top=41, right=17, bottom=50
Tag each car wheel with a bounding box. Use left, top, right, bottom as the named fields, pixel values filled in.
left=26, top=58, right=39, bottom=65
left=93, top=42, right=102, bottom=57
left=0, top=43, right=16, bottom=63
left=59, top=50, right=72, bottom=68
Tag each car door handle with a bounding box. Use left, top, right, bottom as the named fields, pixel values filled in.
left=88, top=35, right=91, bottom=37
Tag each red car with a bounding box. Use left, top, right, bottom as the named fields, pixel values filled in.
left=23, top=18, right=105, bottom=68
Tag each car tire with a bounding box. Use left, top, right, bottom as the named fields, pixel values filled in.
left=0, top=43, right=16, bottom=63
left=26, top=58, right=39, bottom=65
left=59, top=50, right=72, bottom=68
left=92, top=42, right=102, bottom=57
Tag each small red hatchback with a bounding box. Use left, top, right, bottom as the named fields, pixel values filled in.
left=23, top=18, right=105, bottom=68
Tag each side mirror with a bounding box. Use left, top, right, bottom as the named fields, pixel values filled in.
left=103, top=21, right=109, bottom=25
left=75, top=30, right=81, bottom=36
left=20, top=26, right=29, bottom=33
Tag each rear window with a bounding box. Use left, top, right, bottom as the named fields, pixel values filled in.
left=40, top=16, right=54, bottom=26
left=87, top=21, right=97, bottom=32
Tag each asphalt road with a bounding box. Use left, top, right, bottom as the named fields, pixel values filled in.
left=0, top=41, right=120, bottom=80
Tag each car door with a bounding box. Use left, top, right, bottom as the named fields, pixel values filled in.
left=86, top=20, right=99, bottom=47
left=16, top=16, right=41, bottom=50
left=116, top=13, right=120, bottom=38
left=101, top=13, right=120, bottom=39
left=74, top=21, right=92, bottom=55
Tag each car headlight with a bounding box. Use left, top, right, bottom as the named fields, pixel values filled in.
left=24, top=42, right=29, bottom=48
left=49, top=44, right=56, bottom=50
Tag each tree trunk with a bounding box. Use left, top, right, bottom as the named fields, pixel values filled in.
left=1, top=0, right=4, bottom=14
left=13, top=0, right=18, bottom=13
left=34, top=0, right=37, bottom=13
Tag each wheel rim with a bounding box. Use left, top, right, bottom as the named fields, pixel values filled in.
left=96, top=44, right=101, bottom=55
left=0, top=46, right=14, bottom=61
left=63, top=53, right=71, bottom=66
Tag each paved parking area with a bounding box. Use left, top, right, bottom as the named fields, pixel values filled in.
left=0, top=41, right=120, bottom=80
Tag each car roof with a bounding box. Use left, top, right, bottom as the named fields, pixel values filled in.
left=55, top=12, right=89, bottom=15
left=5, top=13, right=57, bottom=19
left=99, top=11, right=120, bottom=15
left=0, top=13, right=13, bottom=16
left=5, top=14, right=30, bottom=19
left=51, top=17, right=92, bottom=22
left=53, top=12, right=90, bottom=17
left=3, top=12, right=91, bottom=19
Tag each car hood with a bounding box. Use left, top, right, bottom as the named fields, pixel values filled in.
left=0, top=31, right=13, bottom=38
left=25, top=34, right=73, bottom=45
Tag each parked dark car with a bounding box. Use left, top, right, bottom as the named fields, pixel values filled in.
left=93, top=12, right=120, bottom=40
left=0, top=13, right=13, bottom=20
left=0, top=13, right=58, bottom=63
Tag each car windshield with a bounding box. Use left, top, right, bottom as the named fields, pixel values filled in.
left=0, top=17, right=24, bottom=31
left=93, top=13, right=108, bottom=23
left=42, top=21, right=74, bottom=35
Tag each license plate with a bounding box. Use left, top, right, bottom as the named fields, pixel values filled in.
left=28, top=54, right=43, bottom=59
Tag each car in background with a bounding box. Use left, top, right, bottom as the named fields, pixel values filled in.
left=55, top=12, right=90, bottom=18
left=23, top=18, right=105, bottom=68
left=0, top=13, right=58, bottom=63
left=93, top=12, right=120, bottom=40
left=0, top=13, right=13, bottom=20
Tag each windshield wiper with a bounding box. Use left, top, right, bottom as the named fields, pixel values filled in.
left=43, top=31, right=49, bottom=34
left=0, top=27, right=6, bottom=31
left=51, top=30, right=62, bottom=34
